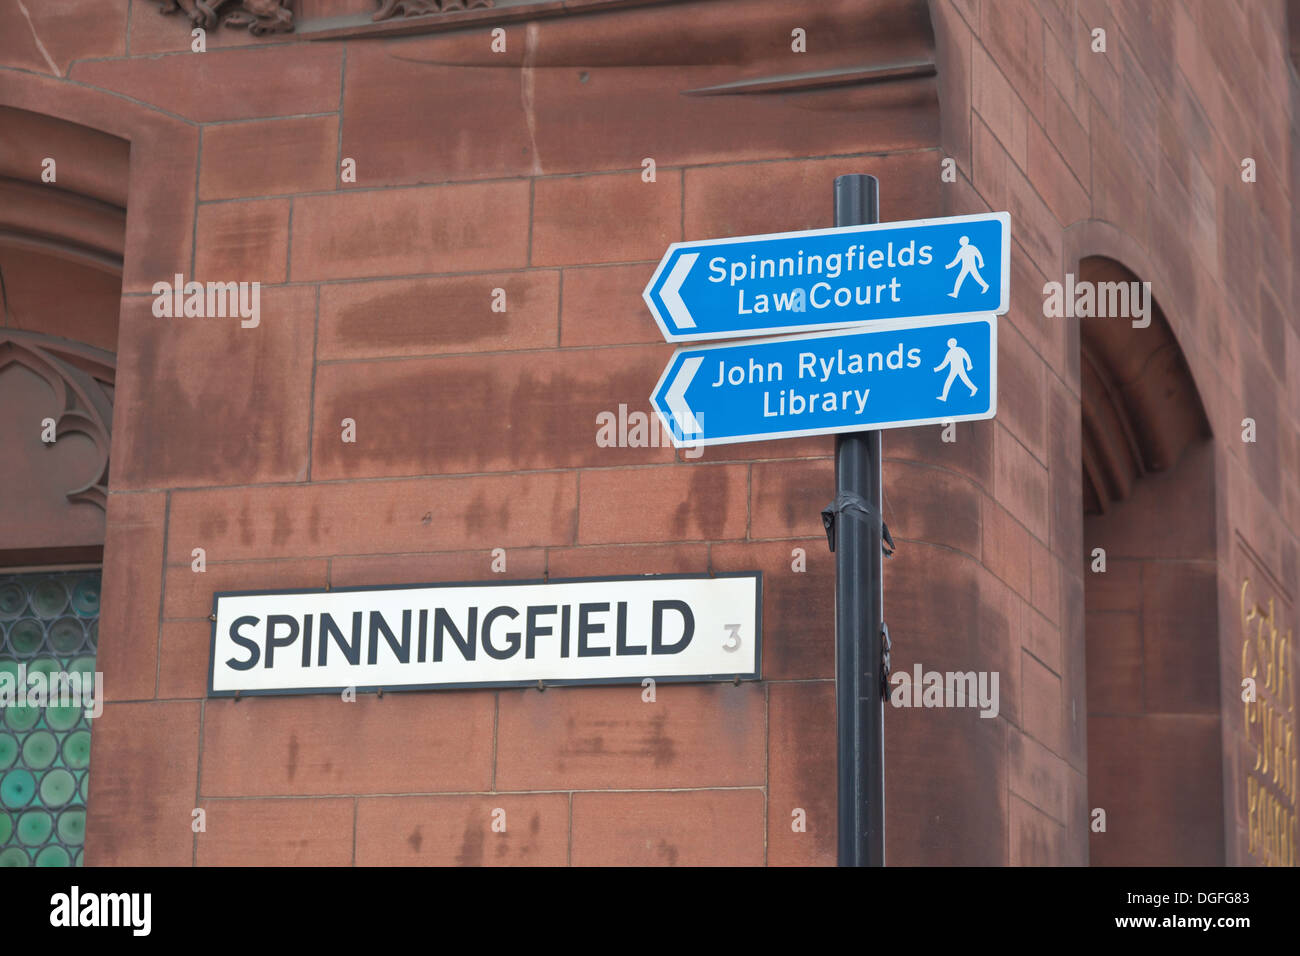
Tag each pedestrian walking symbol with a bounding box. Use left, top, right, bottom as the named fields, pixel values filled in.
left=945, top=236, right=990, bottom=298
left=934, top=337, right=978, bottom=401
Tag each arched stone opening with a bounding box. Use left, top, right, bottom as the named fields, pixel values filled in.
left=0, top=106, right=126, bottom=568
left=0, top=101, right=128, bottom=868
left=1079, top=256, right=1222, bottom=865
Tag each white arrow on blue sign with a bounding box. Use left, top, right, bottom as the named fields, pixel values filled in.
left=643, top=212, right=1009, bottom=342
left=649, top=314, right=997, bottom=447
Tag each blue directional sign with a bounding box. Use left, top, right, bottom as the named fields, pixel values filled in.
left=650, top=314, right=996, bottom=447
left=643, top=212, right=1008, bottom=342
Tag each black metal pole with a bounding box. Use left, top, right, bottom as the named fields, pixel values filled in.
left=833, top=174, right=885, bottom=867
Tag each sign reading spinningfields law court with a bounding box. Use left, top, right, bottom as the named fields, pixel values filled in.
left=209, top=574, right=761, bottom=697
left=643, top=212, right=1010, bottom=342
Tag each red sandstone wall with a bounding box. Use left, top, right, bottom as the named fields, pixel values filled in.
left=930, top=0, right=1298, bottom=865
left=0, top=0, right=1294, bottom=866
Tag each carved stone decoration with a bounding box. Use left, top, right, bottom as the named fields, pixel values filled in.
left=374, top=0, right=494, bottom=21
left=159, top=0, right=294, bottom=36
left=0, top=332, right=114, bottom=511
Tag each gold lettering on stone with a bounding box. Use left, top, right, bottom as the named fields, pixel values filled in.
left=1241, top=578, right=1296, bottom=866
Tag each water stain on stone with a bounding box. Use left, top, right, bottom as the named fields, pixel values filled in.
left=198, top=512, right=228, bottom=539
left=655, top=840, right=679, bottom=865
left=688, top=468, right=730, bottom=540
left=271, top=504, right=291, bottom=547
left=456, top=820, right=485, bottom=866
left=335, top=356, right=632, bottom=479
left=566, top=733, right=606, bottom=757
left=640, top=712, right=676, bottom=767
left=502, top=365, right=582, bottom=470
left=238, top=502, right=254, bottom=547
left=558, top=711, right=687, bottom=767
left=714, top=682, right=761, bottom=730
left=407, top=827, right=423, bottom=853
left=768, top=466, right=826, bottom=535
left=463, top=491, right=489, bottom=539
left=336, top=289, right=510, bottom=351
left=673, top=468, right=730, bottom=540
left=766, top=576, right=820, bottom=674
left=286, top=734, right=299, bottom=780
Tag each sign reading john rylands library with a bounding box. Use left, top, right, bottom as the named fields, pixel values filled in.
left=209, top=574, right=761, bottom=696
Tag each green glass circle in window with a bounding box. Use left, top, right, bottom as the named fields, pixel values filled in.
left=27, top=657, right=57, bottom=679
left=16, top=808, right=52, bottom=845
left=62, top=731, right=91, bottom=769
left=79, top=770, right=88, bottom=803
left=8, top=618, right=43, bottom=656
left=0, top=810, right=11, bottom=843
left=39, top=768, right=76, bottom=808
left=69, top=656, right=96, bottom=678
left=46, top=706, right=83, bottom=732
left=0, top=733, right=17, bottom=770
left=0, top=583, right=25, bottom=620
left=70, top=578, right=100, bottom=617
left=22, top=731, right=57, bottom=770
left=36, top=845, right=70, bottom=867
left=0, top=847, right=29, bottom=866
left=57, top=808, right=86, bottom=845
left=30, top=579, right=68, bottom=618
left=49, top=617, right=84, bottom=654
left=57, top=809, right=85, bottom=845
left=3, top=705, right=40, bottom=732
left=1, top=769, right=36, bottom=808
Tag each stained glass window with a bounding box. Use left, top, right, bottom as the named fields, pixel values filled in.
left=0, top=571, right=100, bottom=867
